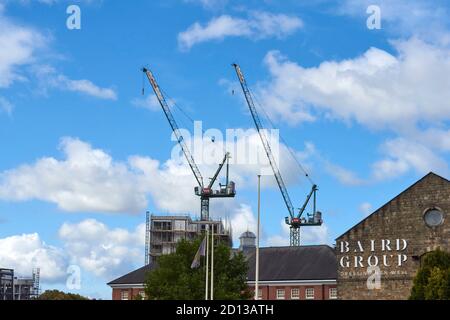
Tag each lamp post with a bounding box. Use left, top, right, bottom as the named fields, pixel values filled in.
left=210, top=225, right=214, bottom=300
left=255, top=175, right=261, bottom=300
left=205, top=223, right=209, bottom=300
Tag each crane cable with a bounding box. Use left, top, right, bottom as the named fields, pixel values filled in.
left=141, top=71, right=212, bottom=141
left=249, top=90, right=315, bottom=186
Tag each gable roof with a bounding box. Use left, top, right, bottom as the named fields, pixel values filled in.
left=245, top=245, right=337, bottom=281
left=107, top=264, right=155, bottom=286
left=335, top=172, right=450, bottom=240
left=107, top=245, right=337, bottom=286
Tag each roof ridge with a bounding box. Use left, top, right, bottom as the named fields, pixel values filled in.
left=260, top=244, right=332, bottom=249
left=335, top=171, right=450, bottom=240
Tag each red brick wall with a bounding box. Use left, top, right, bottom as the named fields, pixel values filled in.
left=112, top=288, right=145, bottom=300
left=112, top=284, right=337, bottom=300
left=248, top=284, right=337, bottom=300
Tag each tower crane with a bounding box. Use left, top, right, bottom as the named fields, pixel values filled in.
left=143, top=67, right=236, bottom=221
left=232, top=63, right=322, bottom=246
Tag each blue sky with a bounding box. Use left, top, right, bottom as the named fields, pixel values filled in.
left=1, top=0, right=450, bottom=299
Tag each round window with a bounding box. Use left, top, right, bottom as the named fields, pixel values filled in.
left=424, top=208, right=444, bottom=227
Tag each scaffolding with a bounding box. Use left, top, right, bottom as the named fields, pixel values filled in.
left=0, top=268, right=40, bottom=300
left=146, top=213, right=232, bottom=265
left=145, top=211, right=151, bottom=265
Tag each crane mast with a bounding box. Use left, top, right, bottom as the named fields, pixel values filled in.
left=232, top=63, right=322, bottom=246
left=143, top=67, right=236, bottom=221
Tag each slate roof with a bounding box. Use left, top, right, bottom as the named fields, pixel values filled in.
left=107, top=245, right=337, bottom=286
left=245, top=245, right=337, bottom=281
left=107, top=264, right=155, bottom=286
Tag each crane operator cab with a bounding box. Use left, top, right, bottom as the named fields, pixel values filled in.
left=195, top=181, right=236, bottom=197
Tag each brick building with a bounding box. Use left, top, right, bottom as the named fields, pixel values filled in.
left=246, top=245, right=337, bottom=300
left=108, top=232, right=337, bottom=300
left=108, top=265, right=153, bottom=300
left=336, top=172, right=450, bottom=299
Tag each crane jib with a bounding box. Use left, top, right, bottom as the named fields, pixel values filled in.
left=232, top=63, right=322, bottom=245
left=144, top=69, right=204, bottom=188
left=142, top=67, right=236, bottom=221
left=233, top=64, right=296, bottom=219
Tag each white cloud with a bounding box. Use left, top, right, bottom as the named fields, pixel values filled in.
left=33, top=65, right=118, bottom=100
left=58, top=219, right=145, bottom=278
left=0, top=130, right=317, bottom=215
left=254, top=38, right=450, bottom=180
left=359, top=202, right=372, bottom=217
left=323, top=160, right=365, bottom=186
left=58, top=76, right=118, bottom=100
left=184, top=0, right=228, bottom=10
left=372, top=138, right=449, bottom=180
left=0, top=96, right=13, bottom=114
left=0, top=218, right=146, bottom=284
left=0, top=6, right=117, bottom=106
left=131, top=94, right=160, bottom=111
left=259, top=39, right=450, bottom=129
left=230, top=204, right=256, bottom=241
left=0, top=8, right=46, bottom=88
left=0, top=233, right=67, bottom=282
left=0, top=137, right=148, bottom=213
left=339, top=0, right=450, bottom=44
left=178, top=11, right=303, bottom=51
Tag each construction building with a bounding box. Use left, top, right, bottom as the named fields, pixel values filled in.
left=0, top=268, right=40, bottom=300
left=0, top=269, right=14, bottom=300
left=145, top=213, right=232, bottom=265
left=109, top=212, right=232, bottom=299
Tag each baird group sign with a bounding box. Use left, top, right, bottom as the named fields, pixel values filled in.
left=338, top=239, right=408, bottom=269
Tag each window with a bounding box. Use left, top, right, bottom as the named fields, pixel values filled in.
left=276, top=289, right=285, bottom=300
left=291, top=288, right=300, bottom=300
left=329, top=288, right=337, bottom=300
left=139, top=291, right=146, bottom=300
left=121, top=291, right=129, bottom=300
left=423, top=208, right=444, bottom=227
left=305, top=288, right=315, bottom=300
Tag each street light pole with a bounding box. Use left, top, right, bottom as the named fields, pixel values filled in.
left=205, top=224, right=209, bottom=300
left=255, top=174, right=261, bottom=300
left=210, top=225, right=214, bottom=300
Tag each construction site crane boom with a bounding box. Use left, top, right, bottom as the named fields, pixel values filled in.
left=143, top=67, right=236, bottom=221
left=143, top=67, right=204, bottom=188
left=232, top=63, right=322, bottom=246
left=232, top=64, right=296, bottom=220
left=208, top=152, right=230, bottom=189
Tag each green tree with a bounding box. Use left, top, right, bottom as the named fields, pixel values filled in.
left=38, top=289, right=89, bottom=300
left=410, top=249, right=450, bottom=300
left=145, top=238, right=252, bottom=300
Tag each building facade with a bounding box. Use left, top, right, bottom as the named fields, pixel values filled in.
left=147, top=214, right=231, bottom=264
left=109, top=265, right=152, bottom=300
left=0, top=268, right=40, bottom=300
left=245, top=244, right=337, bottom=300
left=336, top=172, right=450, bottom=300
left=0, top=269, right=14, bottom=300
left=109, top=231, right=337, bottom=300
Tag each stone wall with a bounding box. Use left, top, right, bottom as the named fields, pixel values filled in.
left=336, top=173, right=450, bottom=300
